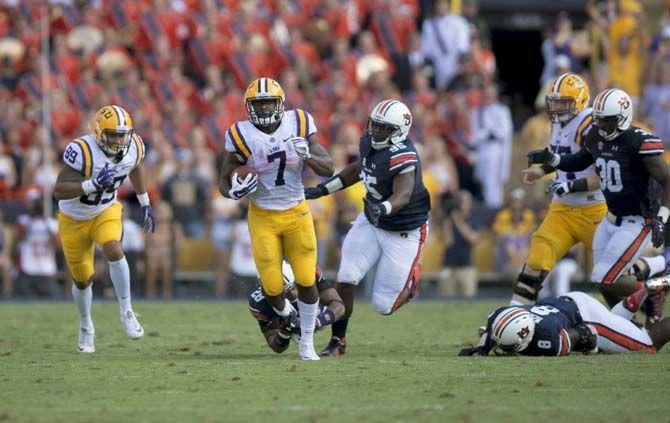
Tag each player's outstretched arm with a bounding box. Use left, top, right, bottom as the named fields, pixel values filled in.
left=304, top=137, right=334, bottom=177
left=262, top=327, right=291, bottom=354
left=304, top=162, right=361, bottom=200
left=643, top=154, right=670, bottom=247
left=527, top=147, right=594, bottom=173
left=129, top=165, right=156, bottom=233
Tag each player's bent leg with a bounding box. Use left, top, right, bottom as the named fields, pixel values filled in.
left=565, top=291, right=655, bottom=353
left=321, top=282, right=354, bottom=357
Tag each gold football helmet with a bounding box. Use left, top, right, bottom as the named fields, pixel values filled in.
left=92, top=105, right=133, bottom=158
left=545, top=73, right=590, bottom=123
left=244, top=77, right=285, bottom=126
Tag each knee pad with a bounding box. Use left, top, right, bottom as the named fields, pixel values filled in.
left=513, top=265, right=548, bottom=303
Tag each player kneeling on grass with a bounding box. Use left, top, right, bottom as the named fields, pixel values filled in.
left=248, top=262, right=344, bottom=353
left=460, top=280, right=670, bottom=356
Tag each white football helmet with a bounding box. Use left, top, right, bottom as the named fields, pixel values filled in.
left=490, top=307, right=535, bottom=354
left=368, top=99, right=412, bottom=150
left=592, top=88, right=633, bottom=141
left=281, top=260, right=296, bottom=293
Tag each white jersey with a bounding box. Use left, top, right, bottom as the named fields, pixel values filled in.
left=549, top=107, right=605, bottom=207
left=17, top=215, right=58, bottom=277
left=58, top=133, right=146, bottom=220
left=224, top=109, right=317, bottom=210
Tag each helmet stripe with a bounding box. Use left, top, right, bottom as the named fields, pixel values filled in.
left=552, top=74, right=569, bottom=94
left=257, top=78, right=262, bottom=93
left=493, top=308, right=526, bottom=338
left=261, top=77, right=267, bottom=93
left=596, top=89, right=614, bottom=111
left=378, top=100, right=394, bottom=115
left=111, top=105, right=124, bottom=127
left=375, top=100, right=391, bottom=115
left=382, top=101, right=398, bottom=116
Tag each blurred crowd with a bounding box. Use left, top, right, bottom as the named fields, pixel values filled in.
left=0, top=0, right=666, bottom=299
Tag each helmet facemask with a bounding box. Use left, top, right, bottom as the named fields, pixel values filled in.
left=247, top=97, right=284, bottom=127
left=368, top=118, right=401, bottom=150
left=546, top=95, right=576, bottom=124
left=100, top=129, right=132, bottom=159
left=593, top=114, right=622, bottom=141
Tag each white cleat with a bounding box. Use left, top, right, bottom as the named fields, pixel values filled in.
left=77, top=327, right=95, bottom=353
left=122, top=310, right=144, bottom=340
left=299, top=342, right=320, bottom=361
left=646, top=274, right=670, bottom=291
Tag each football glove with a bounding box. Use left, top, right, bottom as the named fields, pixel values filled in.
left=364, top=197, right=386, bottom=226
left=92, top=163, right=116, bottom=191
left=458, top=346, right=488, bottom=356
left=546, top=180, right=573, bottom=197
left=290, top=137, right=311, bottom=160
left=229, top=172, right=258, bottom=200
left=304, top=184, right=328, bottom=199
left=141, top=205, right=156, bottom=233
left=527, top=148, right=558, bottom=166
left=646, top=217, right=666, bottom=248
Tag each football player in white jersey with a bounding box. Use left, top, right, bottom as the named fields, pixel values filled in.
left=218, top=77, right=334, bottom=360
left=517, top=73, right=607, bottom=305
left=54, top=105, right=156, bottom=353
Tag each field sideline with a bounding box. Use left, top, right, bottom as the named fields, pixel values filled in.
left=1, top=300, right=669, bottom=423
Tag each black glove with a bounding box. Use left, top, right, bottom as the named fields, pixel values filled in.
left=280, top=309, right=301, bottom=336
left=573, top=323, right=597, bottom=353
left=527, top=148, right=556, bottom=166
left=364, top=197, right=384, bottom=226
left=304, top=184, right=328, bottom=200
left=646, top=217, right=665, bottom=248
left=458, top=346, right=487, bottom=356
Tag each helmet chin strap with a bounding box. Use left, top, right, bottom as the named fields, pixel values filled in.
left=599, top=128, right=620, bottom=141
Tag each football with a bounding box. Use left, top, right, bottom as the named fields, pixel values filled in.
left=233, top=165, right=257, bottom=182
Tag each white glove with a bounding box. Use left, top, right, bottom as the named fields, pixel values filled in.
left=545, top=180, right=573, bottom=198
left=229, top=172, right=258, bottom=200
left=291, top=137, right=311, bottom=160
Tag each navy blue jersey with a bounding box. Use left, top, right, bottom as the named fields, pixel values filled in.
left=359, top=134, right=430, bottom=231
left=483, top=297, right=582, bottom=356
left=582, top=126, right=664, bottom=217
left=248, top=274, right=333, bottom=329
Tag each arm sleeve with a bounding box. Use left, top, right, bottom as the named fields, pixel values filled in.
left=389, top=149, right=419, bottom=174
left=556, top=149, right=595, bottom=172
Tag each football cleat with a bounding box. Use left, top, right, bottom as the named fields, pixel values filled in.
left=643, top=274, right=670, bottom=329
left=299, top=342, right=320, bottom=361
left=320, top=337, right=346, bottom=357
left=122, top=310, right=144, bottom=340
left=77, top=327, right=95, bottom=353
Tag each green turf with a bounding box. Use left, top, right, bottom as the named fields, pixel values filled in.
left=1, top=300, right=669, bottom=423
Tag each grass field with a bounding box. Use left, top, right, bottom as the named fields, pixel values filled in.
left=1, top=300, right=669, bottom=423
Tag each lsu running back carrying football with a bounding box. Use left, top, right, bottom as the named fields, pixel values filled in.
left=218, top=77, right=334, bottom=360
left=54, top=105, right=156, bottom=353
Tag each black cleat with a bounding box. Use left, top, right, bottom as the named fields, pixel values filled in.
left=320, top=337, right=346, bottom=357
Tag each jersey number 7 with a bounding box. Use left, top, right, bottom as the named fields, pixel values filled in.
left=267, top=151, right=286, bottom=186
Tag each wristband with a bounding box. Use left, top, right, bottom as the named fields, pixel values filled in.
left=381, top=201, right=392, bottom=215
left=570, top=178, right=589, bottom=193
left=324, top=175, right=344, bottom=194
left=82, top=180, right=98, bottom=195
left=540, top=164, right=555, bottom=174
left=658, top=206, right=670, bottom=224
left=137, top=192, right=151, bottom=206
left=549, top=153, right=561, bottom=167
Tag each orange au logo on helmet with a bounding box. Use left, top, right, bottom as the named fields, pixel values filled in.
left=618, top=97, right=630, bottom=110
left=517, top=326, right=530, bottom=339
left=403, top=113, right=411, bottom=125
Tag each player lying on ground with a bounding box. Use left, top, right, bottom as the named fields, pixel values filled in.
left=305, top=99, right=431, bottom=357
left=219, top=77, right=334, bottom=360
left=459, top=284, right=670, bottom=356
left=527, top=88, right=670, bottom=326
left=53, top=105, right=156, bottom=353
left=248, top=262, right=344, bottom=353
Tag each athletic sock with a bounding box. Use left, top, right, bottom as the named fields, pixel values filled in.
left=332, top=317, right=349, bottom=339
left=645, top=255, right=667, bottom=278
left=72, top=283, right=93, bottom=330
left=108, top=256, right=132, bottom=315
left=612, top=282, right=648, bottom=319
left=272, top=298, right=296, bottom=317
left=315, top=307, right=335, bottom=330
left=297, top=299, right=318, bottom=345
